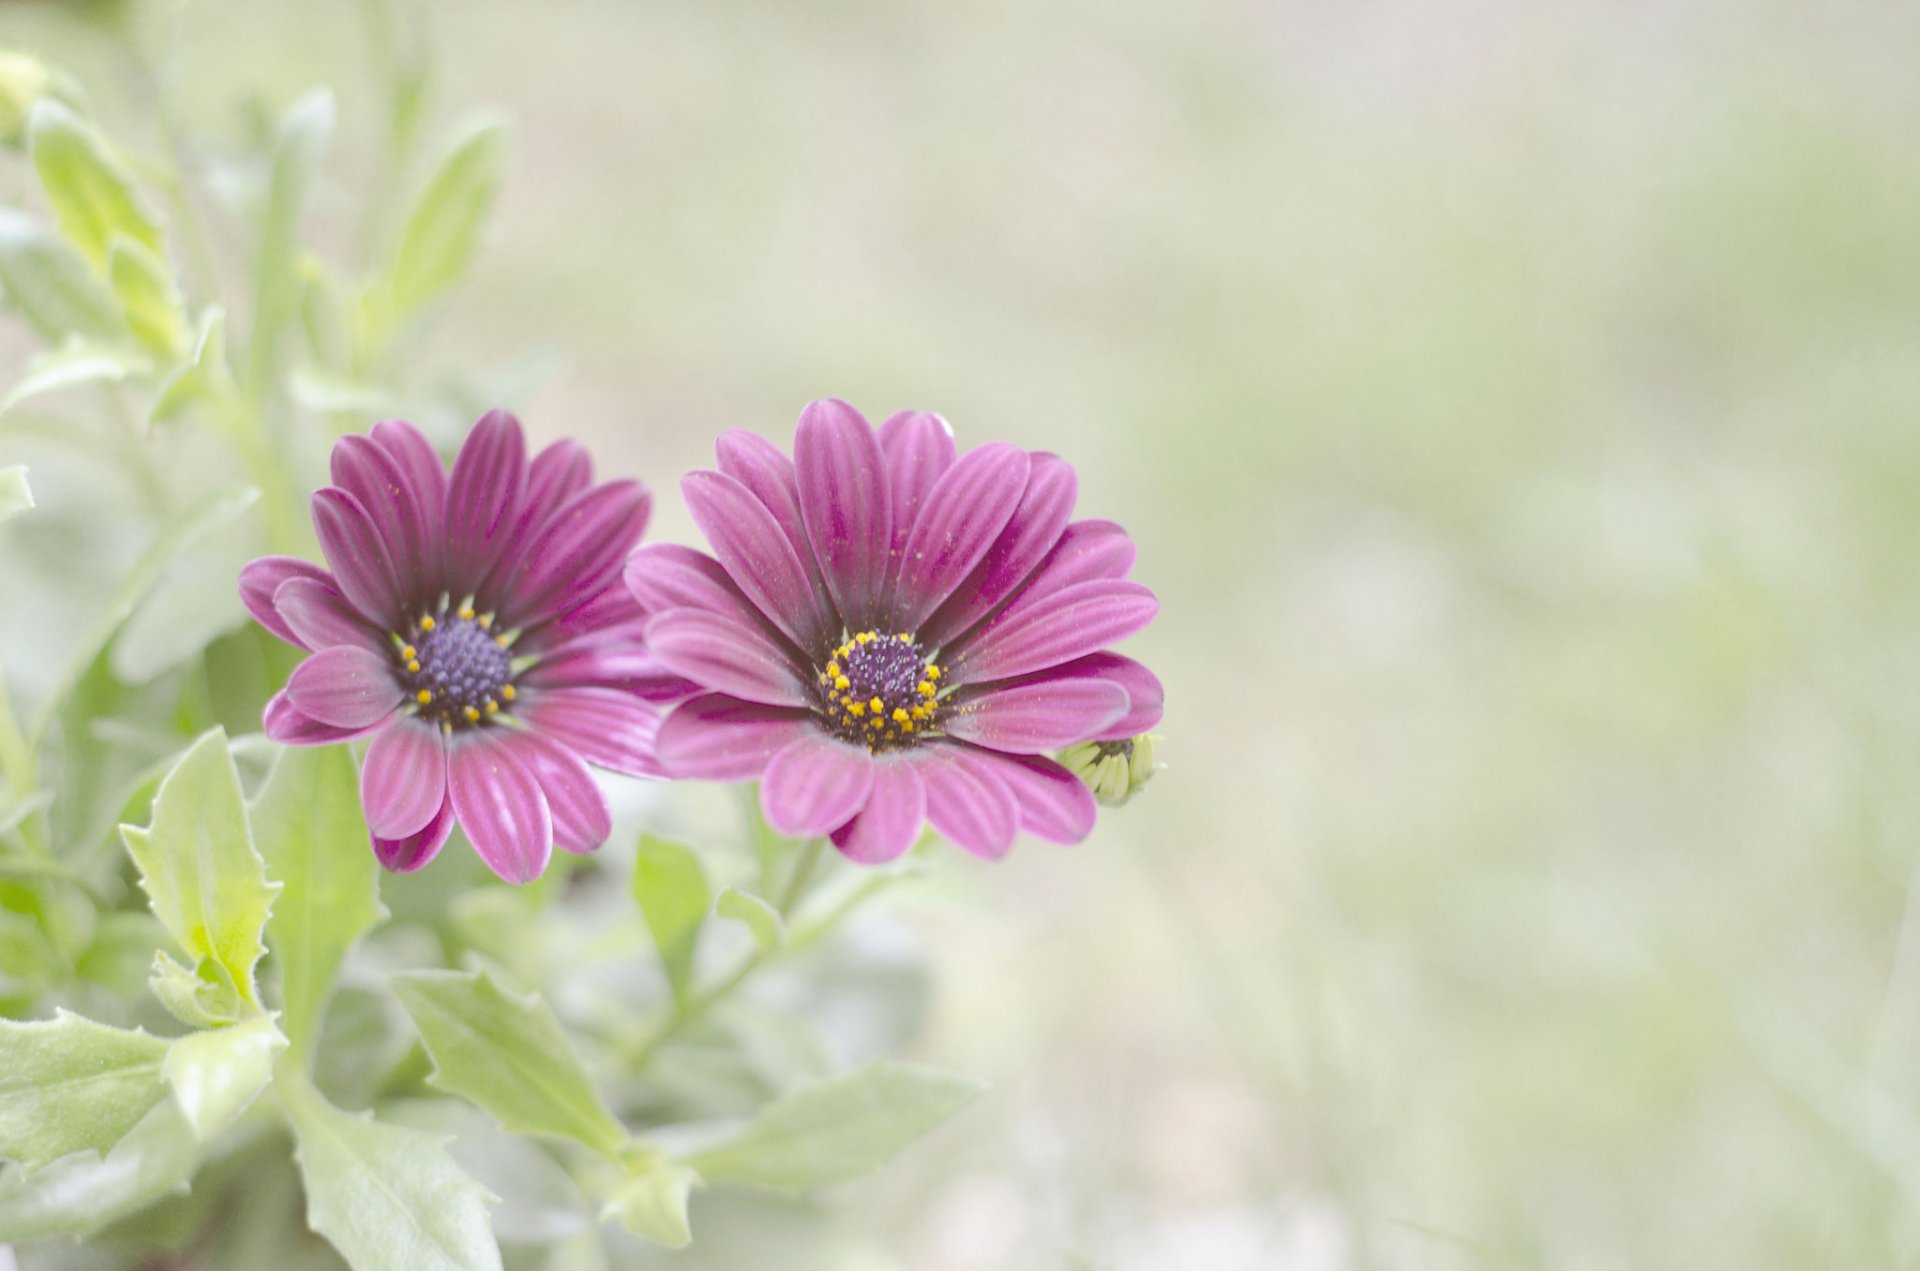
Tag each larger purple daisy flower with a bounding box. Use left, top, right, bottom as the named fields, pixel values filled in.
left=240, top=410, right=689, bottom=882
left=624, top=399, right=1162, bottom=863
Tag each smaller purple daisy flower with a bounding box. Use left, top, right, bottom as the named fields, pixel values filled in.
left=625, top=399, right=1163, bottom=863
left=241, top=410, right=690, bottom=882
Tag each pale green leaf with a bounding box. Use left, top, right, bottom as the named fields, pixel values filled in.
left=686, top=1061, right=984, bottom=1193
left=386, top=119, right=506, bottom=323
left=282, top=1075, right=502, bottom=1271
left=121, top=729, right=282, bottom=1009
left=599, top=1161, right=700, bottom=1248
left=27, top=100, right=163, bottom=269
left=633, top=834, right=708, bottom=1004
left=0, top=1101, right=200, bottom=1243
left=0, top=339, right=150, bottom=416
left=107, top=233, right=186, bottom=356
left=254, top=744, right=382, bottom=1059
left=391, top=969, right=627, bottom=1156
left=248, top=90, right=333, bottom=399
left=150, top=305, right=237, bottom=425
left=0, top=1010, right=170, bottom=1170
left=715, top=886, right=784, bottom=952
left=148, top=948, right=241, bottom=1029
left=0, top=206, right=125, bottom=341
left=289, top=368, right=402, bottom=416
left=0, top=465, right=32, bottom=524
left=161, top=1015, right=285, bottom=1142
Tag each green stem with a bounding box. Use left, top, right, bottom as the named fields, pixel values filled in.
left=776, top=838, right=825, bottom=915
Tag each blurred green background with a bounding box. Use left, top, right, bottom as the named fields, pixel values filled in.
left=10, top=0, right=1920, bottom=1265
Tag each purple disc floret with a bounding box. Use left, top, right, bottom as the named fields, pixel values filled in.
left=240, top=410, right=694, bottom=882
left=625, top=399, right=1163, bottom=863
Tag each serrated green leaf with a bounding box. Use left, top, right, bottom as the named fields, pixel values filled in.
left=0, top=1100, right=201, bottom=1243
left=253, top=744, right=381, bottom=1061
left=385, top=119, right=505, bottom=324
left=28, top=100, right=163, bottom=269
left=247, top=90, right=333, bottom=399
left=0, top=207, right=126, bottom=340
left=0, top=339, right=150, bottom=416
left=715, top=886, right=784, bottom=952
left=107, top=233, right=185, bottom=356
left=281, top=1074, right=502, bottom=1271
left=633, top=834, right=708, bottom=1004
left=600, top=1161, right=700, bottom=1248
left=162, top=1014, right=285, bottom=1141
left=0, top=465, right=31, bottom=524
left=686, top=1061, right=984, bottom=1193
left=149, top=305, right=237, bottom=425
left=0, top=1010, right=170, bottom=1170
left=149, top=948, right=241, bottom=1028
left=121, top=729, right=281, bottom=1009
left=391, top=969, right=626, bottom=1156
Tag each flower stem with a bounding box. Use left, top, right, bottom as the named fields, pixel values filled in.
left=776, top=838, right=825, bottom=915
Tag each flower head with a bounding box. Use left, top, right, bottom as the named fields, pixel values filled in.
left=241, top=410, right=689, bottom=882
left=625, top=399, right=1163, bottom=863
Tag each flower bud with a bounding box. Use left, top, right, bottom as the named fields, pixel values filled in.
left=1059, top=734, right=1160, bottom=806
left=0, top=50, right=53, bottom=147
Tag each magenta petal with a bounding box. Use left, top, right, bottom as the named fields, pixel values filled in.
left=946, top=579, right=1158, bottom=685
left=371, top=420, right=448, bottom=522
left=965, top=749, right=1097, bottom=844
left=920, top=454, right=1080, bottom=647
left=332, top=434, right=434, bottom=604
left=943, top=677, right=1129, bottom=752
left=521, top=582, right=647, bottom=654
left=312, top=488, right=406, bottom=626
left=522, top=643, right=699, bottom=700
left=877, top=410, right=957, bottom=595
left=500, top=729, right=611, bottom=855
left=285, top=646, right=405, bottom=729
left=517, top=686, right=666, bottom=778
left=794, top=399, right=891, bottom=631
left=273, top=577, right=381, bottom=651
left=829, top=756, right=926, bottom=865
left=374, top=795, right=455, bottom=873
left=890, top=442, right=1030, bottom=631
left=491, top=480, right=650, bottom=626
left=1000, top=518, right=1136, bottom=611
left=444, top=408, right=528, bottom=586
left=917, top=745, right=1019, bottom=859
left=360, top=716, right=448, bottom=840
left=262, top=690, right=394, bottom=745
left=624, top=543, right=791, bottom=636
left=682, top=469, right=831, bottom=650
left=716, top=429, right=837, bottom=629
left=524, top=439, right=594, bottom=518
left=645, top=610, right=813, bottom=708
left=760, top=736, right=875, bottom=838
left=1065, top=652, right=1164, bottom=739
left=654, top=693, right=817, bottom=781
left=448, top=732, right=553, bottom=884
left=240, top=556, right=334, bottom=648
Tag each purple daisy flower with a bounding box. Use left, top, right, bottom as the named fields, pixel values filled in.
left=240, top=410, right=691, bottom=882
left=624, top=398, right=1163, bottom=864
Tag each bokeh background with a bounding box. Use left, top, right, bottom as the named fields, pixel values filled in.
left=10, top=0, right=1920, bottom=1265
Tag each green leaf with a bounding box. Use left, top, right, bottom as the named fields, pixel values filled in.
left=0, top=1101, right=201, bottom=1243
left=28, top=100, right=164, bottom=270
left=686, top=1061, right=984, bottom=1193
left=149, top=948, right=241, bottom=1028
left=107, top=233, right=186, bottom=356
left=150, top=305, right=238, bottom=426
left=633, top=833, right=708, bottom=1004
left=385, top=118, right=506, bottom=324
left=0, top=339, right=150, bottom=416
left=281, top=1075, right=502, bottom=1271
left=600, top=1160, right=700, bottom=1248
left=253, top=744, right=381, bottom=1060
left=121, top=729, right=282, bottom=1010
left=162, top=1015, right=286, bottom=1141
left=247, top=90, right=333, bottom=399
left=390, top=969, right=626, bottom=1156
left=0, top=207, right=126, bottom=341
left=0, top=465, right=32, bottom=523
left=0, top=1010, right=170, bottom=1170
left=715, top=886, right=784, bottom=952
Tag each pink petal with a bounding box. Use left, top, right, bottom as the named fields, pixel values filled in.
left=917, top=745, right=1019, bottom=859
left=682, top=469, right=831, bottom=651
left=517, top=686, right=667, bottom=778
left=759, top=735, right=875, bottom=838
left=262, top=690, right=394, bottom=745
left=920, top=455, right=1080, bottom=647
left=444, top=408, right=528, bottom=588
left=877, top=410, right=957, bottom=591
left=942, top=677, right=1129, bottom=753
left=829, top=755, right=926, bottom=865
left=522, top=644, right=699, bottom=701
left=794, top=399, right=891, bottom=632
left=374, top=795, right=455, bottom=873
left=524, top=439, right=594, bottom=519
left=285, top=646, right=405, bottom=729
left=645, top=609, right=813, bottom=709
left=332, top=434, right=436, bottom=604
left=502, top=729, right=611, bottom=855
left=274, top=577, right=383, bottom=651
left=489, top=479, right=650, bottom=626
left=371, top=419, right=449, bottom=531
left=1060, top=652, right=1164, bottom=739
left=889, top=442, right=1030, bottom=632
left=623, top=543, right=795, bottom=641
left=448, top=732, right=553, bottom=884
left=945, top=579, right=1158, bottom=685
left=240, top=556, right=334, bottom=648
left=520, top=581, right=648, bottom=654
left=312, top=488, right=406, bottom=626
left=716, top=429, right=837, bottom=631
left=360, top=716, right=448, bottom=840
left=963, top=748, right=1097, bottom=844
left=654, top=693, right=818, bottom=781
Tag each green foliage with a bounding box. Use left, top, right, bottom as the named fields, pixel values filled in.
left=633, top=833, right=709, bottom=1004
left=0, top=1010, right=170, bottom=1170
left=0, top=207, right=125, bottom=341
left=0, top=1102, right=201, bottom=1243
left=248, top=91, right=335, bottom=401
left=599, top=1160, right=700, bottom=1248
left=161, top=1014, right=285, bottom=1141
left=107, top=235, right=187, bottom=357
left=26, top=100, right=163, bottom=270
left=0, top=465, right=31, bottom=523
left=383, top=119, right=506, bottom=327
left=715, top=885, right=784, bottom=952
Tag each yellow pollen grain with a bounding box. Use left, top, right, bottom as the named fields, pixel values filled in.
left=856, top=631, right=875, bottom=644
left=869, top=697, right=884, bottom=713
left=500, top=684, right=516, bottom=701
left=416, top=689, right=433, bottom=705
left=458, top=606, right=475, bottom=621
left=926, top=665, right=941, bottom=680
left=419, top=615, right=436, bottom=631
left=479, top=613, right=492, bottom=628
left=901, top=721, right=915, bottom=732
left=463, top=706, right=481, bottom=722
left=848, top=702, right=866, bottom=717
left=835, top=675, right=851, bottom=691
left=401, top=645, right=416, bottom=660
left=918, top=681, right=935, bottom=697
left=485, top=700, right=499, bottom=714
left=826, top=661, right=840, bottom=677
left=868, top=717, right=882, bottom=728
left=892, top=707, right=909, bottom=723
left=406, top=659, right=421, bottom=673
left=496, top=634, right=511, bottom=647
left=896, top=632, right=911, bottom=641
